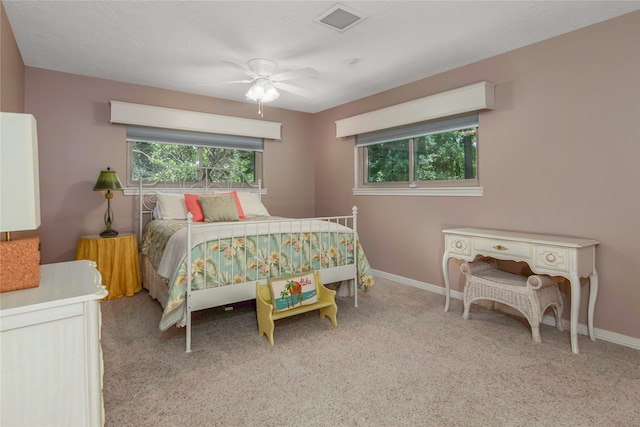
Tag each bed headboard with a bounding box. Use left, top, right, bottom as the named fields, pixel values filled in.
left=137, top=166, right=262, bottom=241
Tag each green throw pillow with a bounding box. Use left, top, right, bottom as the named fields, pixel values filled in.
left=199, top=194, right=240, bottom=222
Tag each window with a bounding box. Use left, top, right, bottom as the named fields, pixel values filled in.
left=126, top=126, right=262, bottom=186
left=356, top=113, right=479, bottom=190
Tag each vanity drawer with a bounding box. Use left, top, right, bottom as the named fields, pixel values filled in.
left=534, top=246, right=569, bottom=273
left=473, top=238, right=533, bottom=260
left=446, top=235, right=471, bottom=256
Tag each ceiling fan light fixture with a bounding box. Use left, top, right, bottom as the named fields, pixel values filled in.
left=245, top=83, right=263, bottom=102
left=245, top=78, right=279, bottom=103
left=246, top=78, right=279, bottom=116
left=262, top=84, right=280, bottom=103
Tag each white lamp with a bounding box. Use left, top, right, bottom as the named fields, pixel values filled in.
left=0, top=112, right=41, bottom=292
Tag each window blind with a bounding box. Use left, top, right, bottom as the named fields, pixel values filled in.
left=126, top=126, right=263, bottom=151
left=355, top=113, right=478, bottom=147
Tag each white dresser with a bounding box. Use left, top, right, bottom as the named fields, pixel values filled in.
left=0, top=260, right=108, bottom=426
left=442, top=228, right=599, bottom=354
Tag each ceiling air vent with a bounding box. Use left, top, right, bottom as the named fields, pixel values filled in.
left=314, top=4, right=367, bottom=32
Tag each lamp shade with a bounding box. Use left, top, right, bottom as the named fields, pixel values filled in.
left=93, top=168, right=123, bottom=191
left=0, top=113, right=41, bottom=232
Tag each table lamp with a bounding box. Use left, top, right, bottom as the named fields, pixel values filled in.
left=93, top=167, right=123, bottom=237
left=0, top=113, right=41, bottom=292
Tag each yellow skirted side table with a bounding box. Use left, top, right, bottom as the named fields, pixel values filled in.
left=76, top=232, right=141, bottom=300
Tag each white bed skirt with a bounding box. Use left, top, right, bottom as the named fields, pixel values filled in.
left=141, top=255, right=169, bottom=309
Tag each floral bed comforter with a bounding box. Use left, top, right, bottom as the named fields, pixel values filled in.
left=140, top=217, right=375, bottom=330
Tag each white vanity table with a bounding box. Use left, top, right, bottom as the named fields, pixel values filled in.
left=442, top=228, right=599, bottom=354
left=0, top=260, right=108, bottom=426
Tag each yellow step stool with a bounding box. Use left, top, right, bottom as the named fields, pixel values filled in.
left=256, top=271, right=338, bottom=345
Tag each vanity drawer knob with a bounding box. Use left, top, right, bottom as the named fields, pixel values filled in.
left=546, top=253, right=556, bottom=263
left=493, top=245, right=508, bottom=251
left=455, top=241, right=463, bottom=249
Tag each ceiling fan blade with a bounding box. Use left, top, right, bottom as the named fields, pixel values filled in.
left=271, top=67, right=318, bottom=82
left=273, top=82, right=315, bottom=98
left=197, top=79, right=254, bottom=86
left=217, top=59, right=252, bottom=76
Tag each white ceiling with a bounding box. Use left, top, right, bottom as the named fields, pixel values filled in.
left=4, top=1, right=640, bottom=114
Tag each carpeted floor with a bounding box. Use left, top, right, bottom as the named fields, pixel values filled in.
left=100, top=277, right=640, bottom=426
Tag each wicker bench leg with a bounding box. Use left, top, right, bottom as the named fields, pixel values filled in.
left=531, top=325, right=542, bottom=343
left=553, top=306, right=564, bottom=332
left=462, top=287, right=473, bottom=320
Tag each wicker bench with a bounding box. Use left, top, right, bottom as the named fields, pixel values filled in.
left=460, top=259, right=564, bottom=343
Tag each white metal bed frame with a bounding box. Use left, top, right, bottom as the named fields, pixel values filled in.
left=137, top=167, right=359, bottom=352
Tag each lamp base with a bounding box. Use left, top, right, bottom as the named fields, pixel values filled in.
left=0, top=237, right=40, bottom=292
left=100, top=229, right=119, bottom=238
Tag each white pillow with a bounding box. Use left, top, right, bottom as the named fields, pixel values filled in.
left=236, top=192, right=270, bottom=217
left=153, top=204, right=163, bottom=220
left=156, top=193, right=188, bottom=220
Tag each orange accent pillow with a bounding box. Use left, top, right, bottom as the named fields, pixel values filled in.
left=184, top=191, right=245, bottom=222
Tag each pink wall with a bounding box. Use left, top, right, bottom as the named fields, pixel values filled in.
left=24, top=69, right=314, bottom=264
left=314, top=12, right=640, bottom=339
left=1, top=2, right=24, bottom=112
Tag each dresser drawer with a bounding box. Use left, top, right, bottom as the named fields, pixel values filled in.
left=534, top=246, right=569, bottom=273
left=446, top=235, right=471, bottom=256
left=473, top=238, right=533, bottom=260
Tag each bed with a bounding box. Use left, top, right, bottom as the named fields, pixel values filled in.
left=137, top=167, right=375, bottom=351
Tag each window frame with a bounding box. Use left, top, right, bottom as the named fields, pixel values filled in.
left=353, top=113, right=483, bottom=197
left=125, top=127, right=263, bottom=188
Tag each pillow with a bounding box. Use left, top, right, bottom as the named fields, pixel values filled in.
left=184, top=193, right=207, bottom=222
left=155, top=193, right=188, bottom=220
left=226, top=191, right=246, bottom=219
left=199, top=194, right=240, bottom=222
left=152, top=204, right=163, bottom=220
left=184, top=191, right=245, bottom=222
left=236, top=192, right=270, bottom=217
left=268, top=271, right=318, bottom=312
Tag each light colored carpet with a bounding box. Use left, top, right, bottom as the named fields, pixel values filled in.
left=101, top=278, right=640, bottom=426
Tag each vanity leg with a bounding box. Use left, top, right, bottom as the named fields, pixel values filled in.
left=569, top=272, right=581, bottom=354
left=442, top=254, right=451, bottom=312
left=588, top=271, right=599, bottom=341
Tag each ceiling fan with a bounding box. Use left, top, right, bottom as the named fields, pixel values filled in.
left=200, top=58, right=318, bottom=116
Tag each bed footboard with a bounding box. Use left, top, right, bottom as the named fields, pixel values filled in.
left=181, top=207, right=363, bottom=352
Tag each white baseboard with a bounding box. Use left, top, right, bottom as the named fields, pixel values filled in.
left=372, top=269, right=640, bottom=351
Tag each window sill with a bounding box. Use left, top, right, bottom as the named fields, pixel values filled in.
left=123, top=187, right=268, bottom=196
left=352, top=187, right=483, bottom=197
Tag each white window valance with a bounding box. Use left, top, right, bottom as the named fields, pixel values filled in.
left=110, top=100, right=281, bottom=140
left=335, top=81, right=495, bottom=138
